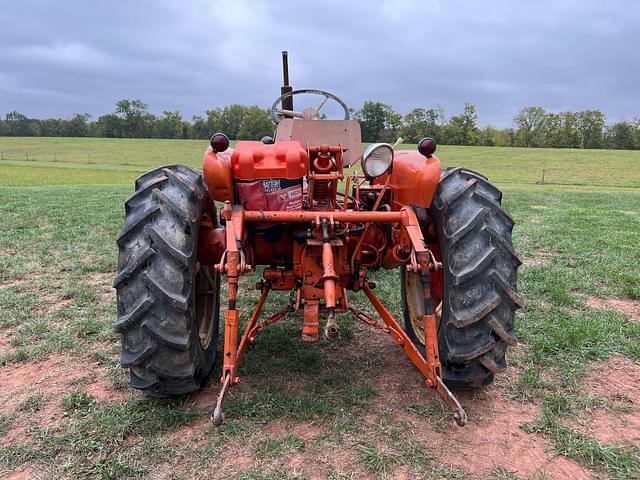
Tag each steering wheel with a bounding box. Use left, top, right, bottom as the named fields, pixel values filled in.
left=271, top=89, right=350, bottom=124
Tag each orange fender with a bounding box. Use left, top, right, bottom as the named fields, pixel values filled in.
left=386, top=152, right=441, bottom=208
left=203, top=147, right=234, bottom=202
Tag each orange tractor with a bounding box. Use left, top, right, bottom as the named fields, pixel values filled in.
left=114, top=53, right=521, bottom=426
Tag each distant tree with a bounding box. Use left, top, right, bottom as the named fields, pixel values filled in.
left=559, top=111, right=581, bottom=148
left=180, top=120, right=192, bottom=139
left=205, top=109, right=224, bottom=136
left=66, top=113, right=90, bottom=137
left=237, top=106, right=274, bottom=140
left=442, top=103, right=479, bottom=145
left=156, top=111, right=184, bottom=139
left=605, top=122, right=635, bottom=149
left=37, top=118, right=62, bottom=136
left=355, top=101, right=402, bottom=142
left=577, top=110, right=605, bottom=149
left=401, top=107, right=444, bottom=143
left=114, top=99, right=155, bottom=138
left=490, top=127, right=516, bottom=147
left=95, top=114, right=122, bottom=138
left=513, top=106, right=546, bottom=147
left=380, top=108, right=402, bottom=143
left=191, top=115, right=210, bottom=139
left=219, top=105, right=247, bottom=140
left=3, top=111, right=33, bottom=136
left=478, top=125, right=500, bottom=146
left=540, top=112, right=563, bottom=148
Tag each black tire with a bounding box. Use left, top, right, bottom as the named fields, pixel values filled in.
left=113, top=165, right=220, bottom=397
left=402, top=168, right=523, bottom=388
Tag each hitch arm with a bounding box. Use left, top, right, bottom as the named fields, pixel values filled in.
left=362, top=282, right=467, bottom=426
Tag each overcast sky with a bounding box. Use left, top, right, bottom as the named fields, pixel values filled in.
left=1, top=0, right=638, bottom=127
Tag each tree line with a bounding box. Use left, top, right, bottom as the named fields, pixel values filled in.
left=1, top=99, right=639, bottom=150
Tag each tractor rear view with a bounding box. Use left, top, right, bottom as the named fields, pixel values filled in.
left=113, top=52, right=522, bottom=426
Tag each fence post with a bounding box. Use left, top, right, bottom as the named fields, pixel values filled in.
left=537, top=168, right=545, bottom=185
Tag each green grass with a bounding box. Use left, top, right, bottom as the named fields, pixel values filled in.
left=2, top=136, right=640, bottom=188
left=0, top=137, right=639, bottom=478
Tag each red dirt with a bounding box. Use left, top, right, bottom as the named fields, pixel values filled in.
left=586, top=296, right=640, bottom=322
left=428, top=393, right=593, bottom=479
left=575, top=356, right=640, bottom=446
left=165, top=416, right=211, bottom=447
left=0, top=278, right=23, bottom=289
left=0, top=353, right=128, bottom=445
left=523, top=249, right=557, bottom=267
left=2, top=466, right=33, bottom=480
left=0, top=333, right=14, bottom=355
left=365, top=332, right=591, bottom=478
left=85, top=272, right=115, bottom=303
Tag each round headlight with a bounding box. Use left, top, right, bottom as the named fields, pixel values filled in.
left=362, top=143, right=393, bottom=178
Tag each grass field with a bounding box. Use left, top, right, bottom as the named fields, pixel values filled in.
left=0, top=137, right=639, bottom=479
left=1, top=137, right=640, bottom=189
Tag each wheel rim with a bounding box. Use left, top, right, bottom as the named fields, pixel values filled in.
left=404, top=269, right=442, bottom=345
left=195, top=263, right=219, bottom=350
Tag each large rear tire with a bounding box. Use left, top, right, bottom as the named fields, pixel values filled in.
left=113, top=165, right=220, bottom=397
left=402, top=168, right=523, bottom=388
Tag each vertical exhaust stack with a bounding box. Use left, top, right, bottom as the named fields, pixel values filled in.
left=281, top=51, right=293, bottom=112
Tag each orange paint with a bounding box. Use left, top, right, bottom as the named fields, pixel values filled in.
left=384, top=151, right=441, bottom=208
left=202, top=147, right=233, bottom=202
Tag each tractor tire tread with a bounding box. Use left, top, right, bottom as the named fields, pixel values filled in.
left=114, top=165, right=218, bottom=397
left=403, top=167, right=521, bottom=389
left=433, top=167, right=521, bottom=388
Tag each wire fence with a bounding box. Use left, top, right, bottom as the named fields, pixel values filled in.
left=1, top=149, right=639, bottom=189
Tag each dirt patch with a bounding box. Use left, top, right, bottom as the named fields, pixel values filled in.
left=523, top=249, right=557, bottom=267
left=187, top=383, right=217, bottom=409
left=165, top=416, right=211, bottom=447
left=2, top=466, right=33, bottom=480
left=84, top=272, right=115, bottom=303
left=574, top=356, right=640, bottom=446
left=0, top=278, right=24, bottom=289
left=330, top=329, right=589, bottom=478
left=586, top=296, right=640, bottom=322
left=0, top=353, right=128, bottom=445
left=38, top=294, right=73, bottom=315
left=0, top=333, right=15, bottom=356
left=290, top=421, right=325, bottom=442
left=419, top=389, right=593, bottom=479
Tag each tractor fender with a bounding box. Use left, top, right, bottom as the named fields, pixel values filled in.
left=387, top=151, right=441, bottom=208
left=203, top=146, right=234, bottom=202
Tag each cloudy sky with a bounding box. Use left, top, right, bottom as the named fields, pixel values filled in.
left=1, top=0, right=638, bottom=127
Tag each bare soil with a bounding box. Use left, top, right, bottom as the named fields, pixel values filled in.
left=365, top=333, right=592, bottom=478
left=587, top=295, right=640, bottom=322
left=2, top=311, right=637, bottom=479
left=522, top=249, right=557, bottom=267
left=84, top=272, right=116, bottom=303
left=0, top=353, right=128, bottom=445
left=573, top=355, right=640, bottom=446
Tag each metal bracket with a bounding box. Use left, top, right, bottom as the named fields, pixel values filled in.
left=360, top=282, right=467, bottom=426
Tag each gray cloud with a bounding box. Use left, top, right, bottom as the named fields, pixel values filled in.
left=0, top=0, right=638, bottom=127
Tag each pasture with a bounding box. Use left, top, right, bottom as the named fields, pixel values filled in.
left=0, top=137, right=639, bottom=479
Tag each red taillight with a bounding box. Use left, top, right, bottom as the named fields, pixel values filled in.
left=210, top=133, right=230, bottom=153
left=418, top=137, right=437, bottom=157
